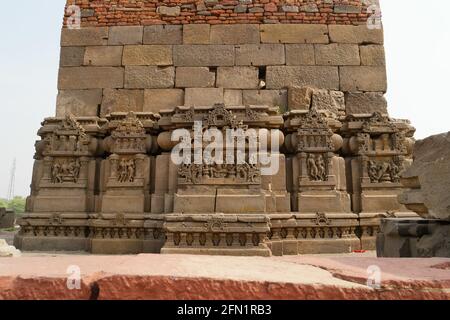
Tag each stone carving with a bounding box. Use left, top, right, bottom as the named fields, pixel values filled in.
left=307, top=154, right=328, bottom=181
left=178, top=162, right=261, bottom=185
left=367, top=159, right=401, bottom=183
left=50, top=158, right=81, bottom=183
left=311, top=213, right=331, bottom=226
left=117, top=159, right=136, bottom=183
left=110, top=112, right=147, bottom=154
left=44, top=114, right=90, bottom=156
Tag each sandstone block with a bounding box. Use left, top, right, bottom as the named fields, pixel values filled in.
left=157, top=5, right=181, bottom=17
left=210, top=24, right=260, bottom=44
left=101, top=89, right=144, bottom=116
left=60, top=47, right=85, bottom=67
left=183, top=24, right=210, bottom=44
left=185, top=88, right=224, bottom=106
left=56, top=89, right=103, bottom=117
left=360, top=45, right=386, bottom=66
left=61, top=27, right=108, bottom=46
left=84, top=46, right=123, bottom=66
left=315, top=44, right=360, bottom=66
left=288, top=86, right=313, bottom=110
left=217, top=67, right=259, bottom=89
left=109, top=26, right=143, bottom=45
left=243, top=90, right=287, bottom=109
left=285, top=44, right=315, bottom=65
left=260, top=24, right=329, bottom=44
left=311, top=89, right=345, bottom=115
left=340, top=66, right=387, bottom=92
left=345, top=92, right=387, bottom=115
left=399, top=132, right=450, bottom=220
left=329, top=25, right=383, bottom=44
left=58, top=67, right=124, bottom=90
left=144, top=89, right=184, bottom=113
left=122, top=45, right=173, bottom=66
left=175, top=67, right=215, bottom=88
left=224, top=90, right=243, bottom=106
left=125, top=66, right=175, bottom=89
left=173, top=45, right=235, bottom=66
left=235, top=44, right=285, bottom=66
left=266, top=66, right=339, bottom=90
left=144, top=25, right=182, bottom=44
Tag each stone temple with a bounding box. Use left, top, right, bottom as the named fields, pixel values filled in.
left=14, top=0, right=417, bottom=255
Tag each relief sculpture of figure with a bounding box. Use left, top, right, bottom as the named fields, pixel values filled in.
left=307, top=154, right=320, bottom=181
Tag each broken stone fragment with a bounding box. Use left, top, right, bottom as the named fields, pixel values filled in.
left=0, top=239, right=21, bottom=258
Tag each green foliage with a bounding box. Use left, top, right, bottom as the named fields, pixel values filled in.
left=0, top=196, right=26, bottom=214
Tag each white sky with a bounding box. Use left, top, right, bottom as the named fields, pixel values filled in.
left=0, top=0, right=449, bottom=197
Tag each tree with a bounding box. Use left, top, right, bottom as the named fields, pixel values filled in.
left=0, top=198, right=7, bottom=208
left=5, top=197, right=26, bottom=214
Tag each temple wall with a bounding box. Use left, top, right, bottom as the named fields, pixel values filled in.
left=57, top=0, right=387, bottom=118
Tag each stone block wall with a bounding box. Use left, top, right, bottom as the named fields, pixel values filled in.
left=58, top=0, right=387, bottom=118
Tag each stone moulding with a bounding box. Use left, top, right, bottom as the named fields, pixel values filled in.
left=15, top=104, right=416, bottom=256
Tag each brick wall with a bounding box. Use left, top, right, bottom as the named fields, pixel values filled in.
left=64, top=0, right=372, bottom=27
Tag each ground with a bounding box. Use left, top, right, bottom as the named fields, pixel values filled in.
left=1, top=230, right=449, bottom=300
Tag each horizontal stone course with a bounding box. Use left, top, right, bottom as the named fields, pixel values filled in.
left=144, top=89, right=184, bottom=113
left=56, top=89, right=102, bottom=117
left=285, top=44, right=315, bottom=66
left=58, top=67, right=124, bottom=90
left=260, top=24, right=329, bottom=44
left=61, top=27, right=108, bottom=46
left=235, top=44, right=285, bottom=66
left=210, top=25, right=260, bottom=45
left=266, top=66, right=339, bottom=90
left=144, top=25, right=182, bottom=45
left=315, top=44, right=360, bottom=66
left=345, top=92, right=388, bottom=115
left=173, top=45, right=235, bottom=67
left=185, top=88, right=224, bottom=106
left=176, top=67, right=215, bottom=88
left=101, top=89, right=144, bottom=116
left=217, top=67, right=259, bottom=89
left=60, top=47, right=85, bottom=67
left=340, top=66, right=387, bottom=92
left=109, top=26, right=143, bottom=45
left=125, top=66, right=175, bottom=89
left=329, top=25, right=384, bottom=44
left=84, top=46, right=123, bottom=66
left=242, top=90, right=288, bottom=110
left=122, top=45, right=173, bottom=66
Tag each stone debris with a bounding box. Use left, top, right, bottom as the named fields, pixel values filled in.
left=0, top=239, right=21, bottom=258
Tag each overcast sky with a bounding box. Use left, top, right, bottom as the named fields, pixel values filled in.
left=0, top=0, right=449, bottom=197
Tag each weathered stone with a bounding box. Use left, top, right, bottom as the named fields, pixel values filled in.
left=345, top=92, right=387, bottom=115
left=144, top=89, right=184, bottom=113
left=315, top=44, right=360, bottom=66
left=217, top=67, right=259, bottom=89
left=60, top=47, right=85, bottom=67
left=84, top=46, right=123, bottom=66
left=399, top=132, right=450, bottom=220
left=185, top=88, right=224, bottom=106
left=243, top=90, right=287, bottom=109
left=175, top=67, right=215, bottom=88
left=340, top=66, right=387, bottom=92
left=61, top=27, right=109, bottom=46
left=224, top=90, right=243, bottom=106
left=0, top=208, right=14, bottom=229
left=157, top=5, right=181, bottom=17
left=56, top=89, right=103, bottom=117
left=144, top=25, right=182, bottom=44
left=210, top=24, right=260, bottom=44
left=235, top=44, right=285, bottom=66
left=183, top=24, right=210, bottom=44
left=329, top=25, right=383, bottom=44
left=122, top=45, right=172, bottom=66
left=288, top=86, right=314, bottom=110
left=125, top=66, right=175, bottom=89
left=58, top=67, right=124, bottom=90
left=109, top=26, right=143, bottom=45
left=260, top=24, right=329, bottom=44
left=266, top=66, right=339, bottom=90
left=285, top=44, right=315, bottom=66
left=360, top=45, right=386, bottom=66
left=334, top=5, right=361, bottom=14
left=101, top=89, right=144, bottom=116
left=0, top=239, right=20, bottom=258
left=311, top=89, right=345, bottom=115
left=173, top=45, right=235, bottom=66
